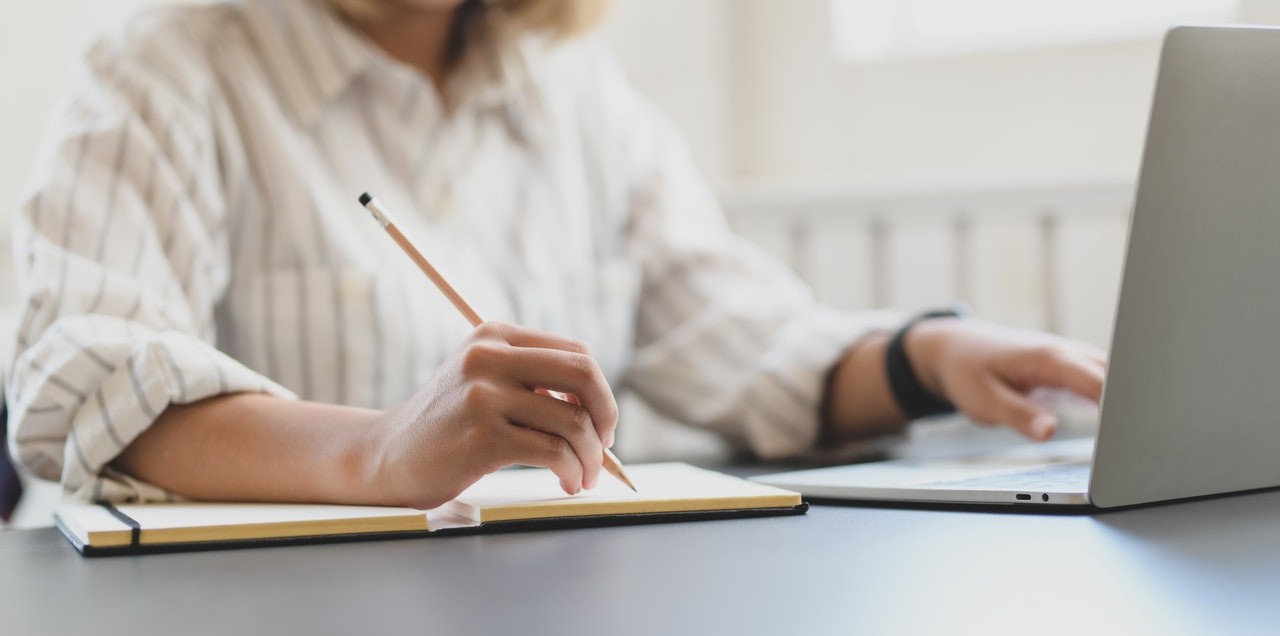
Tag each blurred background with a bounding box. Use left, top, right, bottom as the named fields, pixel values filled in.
left=5, top=0, right=1280, bottom=525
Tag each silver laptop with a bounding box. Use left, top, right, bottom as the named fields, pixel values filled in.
left=755, top=25, right=1280, bottom=509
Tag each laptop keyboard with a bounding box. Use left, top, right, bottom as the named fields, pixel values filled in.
left=923, top=461, right=1091, bottom=492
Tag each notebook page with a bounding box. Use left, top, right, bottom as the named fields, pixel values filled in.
left=446, top=462, right=801, bottom=522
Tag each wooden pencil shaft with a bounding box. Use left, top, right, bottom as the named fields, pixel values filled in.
left=603, top=449, right=636, bottom=491
left=384, top=225, right=484, bottom=327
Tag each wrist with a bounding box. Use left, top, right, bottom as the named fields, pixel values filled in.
left=885, top=305, right=968, bottom=419
left=902, top=317, right=964, bottom=399
left=823, top=329, right=906, bottom=441
left=338, top=408, right=400, bottom=506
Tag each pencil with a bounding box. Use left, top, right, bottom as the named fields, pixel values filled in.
left=358, top=192, right=637, bottom=492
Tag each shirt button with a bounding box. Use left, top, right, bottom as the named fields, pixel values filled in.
left=339, top=271, right=370, bottom=303
left=604, top=261, right=637, bottom=299
left=434, top=188, right=455, bottom=219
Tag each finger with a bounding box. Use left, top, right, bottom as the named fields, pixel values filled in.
left=1016, top=348, right=1105, bottom=402
left=460, top=342, right=619, bottom=448
left=504, top=390, right=604, bottom=490
left=1059, top=343, right=1108, bottom=380
left=1075, top=344, right=1109, bottom=368
left=1084, top=357, right=1108, bottom=386
left=502, top=349, right=618, bottom=448
left=984, top=380, right=1058, bottom=441
left=532, top=389, right=612, bottom=448
left=474, top=321, right=591, bottom=355
left=534, top=387, right=576, bottom=404
left=501, top=424, right=585, bottom=496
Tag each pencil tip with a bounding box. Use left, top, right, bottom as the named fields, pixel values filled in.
left=619, top=473, right=638, bottom=493
left=358, top=192, right=372, bottom=206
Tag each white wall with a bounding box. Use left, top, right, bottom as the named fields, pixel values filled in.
left=1, top=0, right=186, bottom=229
left=602, top=0, right=734, bottom=181
left=725, top=0, right=1266, bottom=185
left=733, top=5, right=1158, bottom=185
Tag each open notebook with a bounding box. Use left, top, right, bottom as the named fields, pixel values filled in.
left=55, top=463, right=805, bottom=556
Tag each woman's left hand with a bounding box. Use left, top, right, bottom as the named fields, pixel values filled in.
left=906, top=318, right=1107, bottom=440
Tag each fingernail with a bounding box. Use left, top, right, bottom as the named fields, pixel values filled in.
left=604, top=432, right=615, bottom=448
left=1033, top=414, right=1057, bottom=439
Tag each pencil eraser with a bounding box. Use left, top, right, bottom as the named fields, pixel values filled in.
left=359, top=192, right=373, bottom=206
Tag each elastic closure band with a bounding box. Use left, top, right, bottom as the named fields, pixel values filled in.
left=99, top=503, right=142, bottom=548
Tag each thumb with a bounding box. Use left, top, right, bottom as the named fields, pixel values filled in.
left=987, top=381, right=1057, bottom=441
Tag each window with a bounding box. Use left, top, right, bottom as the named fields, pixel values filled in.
left=831, top=0, right=1240, bottom=62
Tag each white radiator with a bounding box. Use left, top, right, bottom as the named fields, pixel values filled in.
left=720, top=177, right=1135, bottom=348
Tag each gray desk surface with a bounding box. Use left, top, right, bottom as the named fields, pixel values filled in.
left=5, top=487, right=1280, bottom=635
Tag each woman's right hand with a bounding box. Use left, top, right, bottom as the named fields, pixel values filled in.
left=368, top=321, right=619, bottom=510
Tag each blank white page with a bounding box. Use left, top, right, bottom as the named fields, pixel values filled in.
left=447, top=462, right=801, bottom=523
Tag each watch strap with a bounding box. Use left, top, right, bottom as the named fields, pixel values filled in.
left=885, top=307, right=965, bottom=419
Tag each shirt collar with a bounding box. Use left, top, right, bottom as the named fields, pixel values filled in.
left=243, top=0, right=373, bottom=128
left=243, top=0, right=541, bottom=136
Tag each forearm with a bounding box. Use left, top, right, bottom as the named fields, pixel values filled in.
left=822, top=331, right=910, bottom=443
left=112, top=393, right=392, bottom=505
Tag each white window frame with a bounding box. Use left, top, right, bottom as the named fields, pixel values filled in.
left=831, top=0, right=1241, bottom=63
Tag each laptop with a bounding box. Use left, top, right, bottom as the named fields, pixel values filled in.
left=754, top=25, right=1280, bottom=510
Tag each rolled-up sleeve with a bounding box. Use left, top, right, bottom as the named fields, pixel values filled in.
left=598, top=63, right=894, bottom=459
left=4, top=33, right=292, bottom=502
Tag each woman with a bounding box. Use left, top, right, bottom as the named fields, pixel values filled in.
left=5, top=0, right=1104, bottom=508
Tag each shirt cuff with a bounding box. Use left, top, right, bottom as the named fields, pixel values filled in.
left=9, top=322, right=295, bottom=502
left=746, top=308, right=903, bottom=458
left=629, top=306, right=903, bottom=460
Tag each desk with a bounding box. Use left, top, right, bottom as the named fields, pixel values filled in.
left=4, top=489, right=1280, bottom=635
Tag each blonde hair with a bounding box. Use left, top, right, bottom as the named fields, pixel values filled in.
left=324, top=0, right=612, bottom=44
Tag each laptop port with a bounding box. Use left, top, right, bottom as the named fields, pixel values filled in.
left=1015, top=493, right=1031, bottom=501
left=1042, top=494, right=1049, bottom=502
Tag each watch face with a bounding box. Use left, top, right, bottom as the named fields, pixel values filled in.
left=921, top=311, right=956, bottom=320
left=919, top=303, right=970, bottom=321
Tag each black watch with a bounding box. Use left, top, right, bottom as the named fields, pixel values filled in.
left=885, top=305, right=968, bottom=420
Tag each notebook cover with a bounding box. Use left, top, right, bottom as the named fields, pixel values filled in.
left=58, top=503, right=809, bottom=557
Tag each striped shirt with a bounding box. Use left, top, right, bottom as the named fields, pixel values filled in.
left=5, top=0, right=882, bottom=502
